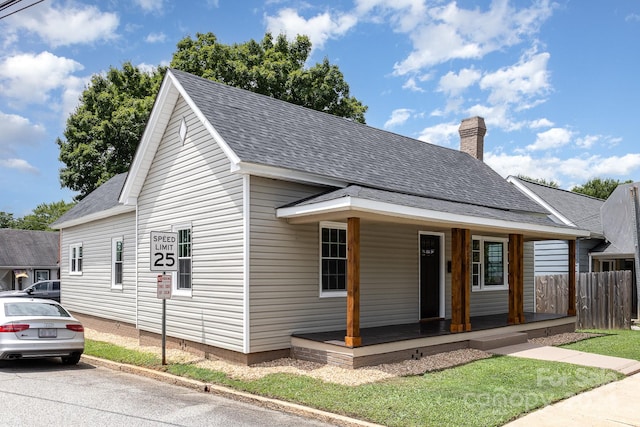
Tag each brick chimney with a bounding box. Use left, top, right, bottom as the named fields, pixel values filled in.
left=459, top=116, right=486, bottom=161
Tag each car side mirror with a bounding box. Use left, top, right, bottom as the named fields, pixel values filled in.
left=26, top=288, right=33, bottom=294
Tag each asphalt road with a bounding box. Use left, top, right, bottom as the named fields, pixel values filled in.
left=0, top=358, right=336, bottom=427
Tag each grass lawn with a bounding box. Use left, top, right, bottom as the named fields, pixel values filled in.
left=85, top=339, right=623, bottom=427
left=562, top=329, right=640, bottom=360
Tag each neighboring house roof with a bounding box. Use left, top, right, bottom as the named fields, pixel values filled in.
left=594, top=181, right=640, bottom=256
left=122, top=69, right=547, bottom=215
left=51, top=173, right=132, bottom=229
left=507, top=176, right=604, bottom=236
left=0, top=229, right=59, bottom=268
left=590, top=241, right=633, bottom=258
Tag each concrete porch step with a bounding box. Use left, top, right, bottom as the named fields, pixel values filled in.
left=469, top=332, right=529, bottom=351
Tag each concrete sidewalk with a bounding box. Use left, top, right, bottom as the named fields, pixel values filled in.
left=492, top=343, right=640, bottom=426
left=490, top=342, right=640, bottom=375
left=504, top=372, right=640, bottom=426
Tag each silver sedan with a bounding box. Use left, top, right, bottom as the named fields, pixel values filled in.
left=0, top=297, right=84, bottom=365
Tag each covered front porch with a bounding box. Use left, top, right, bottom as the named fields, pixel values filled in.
left=277, top=185, right=588, bottom=368
left=292, top=313, right=576, bottom=368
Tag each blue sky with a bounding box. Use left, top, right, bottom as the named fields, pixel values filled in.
left=1, top=0, right=639, bottom=216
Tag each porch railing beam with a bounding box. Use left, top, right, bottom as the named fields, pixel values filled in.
left=508, top=234, right=525, bottom=324
left=450, top=228, right=471, bottom=332
left=568, top=239, right=576, bottom=316
left=345, top=217, right=362, bottom=348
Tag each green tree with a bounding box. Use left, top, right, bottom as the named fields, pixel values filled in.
left=13, top=200, right=76, bottom=231
left=171, top=32, right=367, bottom=123
left=0, top=211, right=16, bottom=228
left=57, top=62, right=165, bottom=200
left=517, top=175, right=559, bottom=188
left=58, top=33, right=367, bottom=200
left=571, top=177, right=633, bottom=199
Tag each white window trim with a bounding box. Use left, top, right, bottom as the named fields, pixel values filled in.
left=471, top=235, right=509, bottom=292
left=171, top=223, right=192, bottom=298
left=319, top=221, right=348, bottom=298
left=69, top=243, right=83, bottom=276
left=111, top=237, right=124, bottom=290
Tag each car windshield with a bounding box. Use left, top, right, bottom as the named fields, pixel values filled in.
left=4, top=302, right=70, bottom=317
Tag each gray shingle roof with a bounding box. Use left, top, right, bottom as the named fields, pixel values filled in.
left=289, top=185, right=568, bottom=229
left=0, top=229, right=59, bottom=267
left=515, top=178, right=604, bottom=234
left=52, top=173, right=128, bottom=226
left=170, top=69, right=546, bottom=215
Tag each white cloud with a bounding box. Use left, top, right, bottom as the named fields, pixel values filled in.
left=529, top=118, right=554, bottom=129
left=391, top=0, right=554, bottom=75
left=526, top=127, right=573, bottom=151
left=466, top=103, right=524, bottom=132
left=145, top=32, right=166, bottom=43
left=60, top=74, right=90, bottom=122
left=355, top=0, right=427, bottom=32
left=576, top=135, right=599, bottom=149
left=402, top=77, right=424, bottom=92
left=0, top=111, right=46, bottom=153
left=0, top=158, right=39, bottom=174
left=0, top=51, right=84, bottom=107
left=592, top=154, right=640, bottom=177
left=384, top=108, right=413, bottom=128
left=135, top=0, right=164, bottom=13
left=5, top=2, right=118, bottom=47
left=265, top=8, right=357, bottom=50
left=417, top=122, right=459, bottom=146
left=479, top=50, right=551, bottom=107
left=437, top=68, right=481, bottom=96
left=486, top=151, right=640, bottom=186
left=486, top=151, right=561, bottom=183
left=625, top=13, right=640, bottom=22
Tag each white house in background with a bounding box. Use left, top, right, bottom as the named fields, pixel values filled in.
left=509, top=177, right=639, bottom=318
left=0, top=229, right=59, bottom=291
left=52, top=69, right=587, bottom=367
left=507, top=176, right=605, bottom=276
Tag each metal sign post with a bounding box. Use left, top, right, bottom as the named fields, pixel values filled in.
left=151, top=231, right=178, bottom=366
left=156, top=274, right=172, bottom=365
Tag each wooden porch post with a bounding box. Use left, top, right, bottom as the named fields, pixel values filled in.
left=450, top=228, right=471, bottom=332
left=345, top=217, right=361, bottom=348
left=568, top=239, right=577, bottom=316
left=508, top=234, right=525, bottom=324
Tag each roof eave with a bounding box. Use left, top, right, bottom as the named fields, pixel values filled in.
left=232, top=161, right=347, bottom=188
left=50, top=205, right=135, bottom=229
left=277, top=196, right=590, bottom=240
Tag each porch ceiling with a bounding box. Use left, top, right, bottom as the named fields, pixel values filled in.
left=277, top=186, right=590, bottom=240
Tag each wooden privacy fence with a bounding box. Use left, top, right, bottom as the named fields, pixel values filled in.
left=535, top=271, right=633, bottom=329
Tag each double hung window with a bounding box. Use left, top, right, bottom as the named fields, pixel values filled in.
left=320, top=222, right=347, bottom=297
left=70, top=243, right=83, bottom=275
left=112, top=238, right=123, bottom=288
left=471, top=236, right=508, bottom=291
left=177, top=227, right=192, bottom=291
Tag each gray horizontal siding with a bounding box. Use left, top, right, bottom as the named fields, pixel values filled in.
left=59, top=212, right=137, bottom=324
left=136, top=96, right=245, bottom=352
left=249, top=177, right=424, bottom=352
left=534, top=240, right=569, bottom=276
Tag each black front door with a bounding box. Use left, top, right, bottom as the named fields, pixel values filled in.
left=420, top=234, right=441, bottom=319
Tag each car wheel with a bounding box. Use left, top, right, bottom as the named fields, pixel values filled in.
left=61, top=353, right=82, bottom=365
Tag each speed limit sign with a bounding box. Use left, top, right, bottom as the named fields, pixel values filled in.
left=150, top=231, right=178, bottom=272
